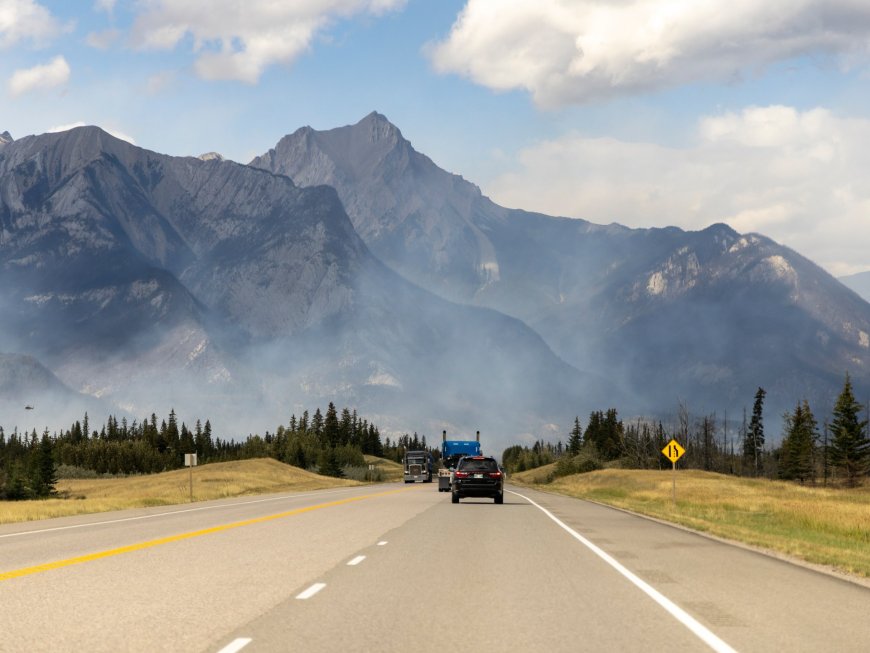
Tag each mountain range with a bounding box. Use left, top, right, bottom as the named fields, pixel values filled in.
left=0, top=125, right=602, bottom=444
left=252, top=113, right=870, bottom=425
left=1, top=115, right=868, bottom=448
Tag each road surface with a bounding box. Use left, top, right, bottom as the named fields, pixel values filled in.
left=1, top=482, right=867, bottom=652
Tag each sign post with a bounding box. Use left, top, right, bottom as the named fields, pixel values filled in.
left=661, top=439, right=685, bottom=505
left=184, top=453, right=198, bottom=502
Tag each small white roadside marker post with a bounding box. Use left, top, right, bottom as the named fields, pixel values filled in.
left=661, top=439, right=685, bottom=505
left=184, top=453, right=198, bottom=502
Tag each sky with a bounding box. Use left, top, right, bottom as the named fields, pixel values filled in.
left=2, top=0, right=870, bottom=277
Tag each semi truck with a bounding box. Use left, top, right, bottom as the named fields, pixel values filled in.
left=403, top=450, right=434, bottom=483
left=438, top=430, right=482, bottom=492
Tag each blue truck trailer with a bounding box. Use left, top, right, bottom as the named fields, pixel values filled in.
left=438, top=430, right=481, bottom=492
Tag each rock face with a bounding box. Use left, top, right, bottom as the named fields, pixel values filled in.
left=252, top=113, right=870, bottom=421
left=0, top=126, right=601, bottom=441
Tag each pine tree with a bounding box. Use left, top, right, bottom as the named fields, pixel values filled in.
left=317, top=448, right=344, bottom=478
left=35, top=430, right=57, bottom=497
left=780, top=400, right=817, bottom=483
left=323, top=403, right=339, bottom=448
left=568, top=417, right=583, bottom=455
left=311, top=408, right=324, bottom=439
left=744, top=387, right=766, bottom=476
left=339, top=407, right=352, bottom=446
left=829, top=374, right=870, bottom=487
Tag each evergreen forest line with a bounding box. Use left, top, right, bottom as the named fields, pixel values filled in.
left=503, top=374, right=870, bottom=488
left=2, top=375, right=867, bottom=501
left=0, top=403, right=427, bottom=500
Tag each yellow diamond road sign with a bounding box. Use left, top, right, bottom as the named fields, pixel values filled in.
left=662, top=439, right=685, bottom=463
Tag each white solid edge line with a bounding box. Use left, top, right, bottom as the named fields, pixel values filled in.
left=216, top=637, right=252, bottom=653
left=508, top=490, right=738, bottom=653
left=296, top=582, right=327, bottom=600
left=347, top=555, right=366, bottom=566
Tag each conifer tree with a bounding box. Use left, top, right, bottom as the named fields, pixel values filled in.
left=34, top=430, right=57, bottom=497
left=744, top=387, right=766, bottom=476
left=323, top=403, right=339, bottom=448
left=568, top=417, right=583, bottom=455
left=829, top=374, right=870, bottom=487
left=780, top=400, right=817, bottom=483
left=317, top=448, right=344, bottom=478
left=311, top=408, right=324, bottom=439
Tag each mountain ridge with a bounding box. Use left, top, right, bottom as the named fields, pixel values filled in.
left=251, top=112, right=870, bottom=422
left=0, top=125, right=605, bottom=443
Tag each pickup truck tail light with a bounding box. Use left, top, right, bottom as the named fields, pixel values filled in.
left=454, top=471, right=469, bottom=478
left=488, top=472, right=502, bottom=479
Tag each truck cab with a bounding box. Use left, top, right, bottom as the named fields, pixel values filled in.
left=438, top=430, right=482, bottom=492
left=403, top=450, right=433, bottom=483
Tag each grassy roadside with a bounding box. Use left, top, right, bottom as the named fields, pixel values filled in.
left=0, top=458, right=361, bottom=525
left=511, top=467, right=870, bottom=578
left=364, top=455, right=403, bottom=482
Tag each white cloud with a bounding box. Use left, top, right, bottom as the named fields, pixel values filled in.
left=130, top=0, right=407, bottom=83
left=8, top=55, right=70, bottom=96
left=47, top=121, right=136, bottom=144
left=93, top=0, right=116, bottom=13
left=0, top=0, right=66, bottom=48
left=485, top=105, right=870, bottom=276
left=430, top=0, right=870, bottom=106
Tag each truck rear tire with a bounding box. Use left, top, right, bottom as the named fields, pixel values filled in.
left=495, top=493, right=504, bottom=504
left=451, top=492, right=459, bottom=504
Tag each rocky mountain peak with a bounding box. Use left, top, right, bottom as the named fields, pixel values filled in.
left=357, top=111, right=403, bottom=145
left=0, top=131, right=12, bottom=145
left=198, top=151, right=224, bottom=162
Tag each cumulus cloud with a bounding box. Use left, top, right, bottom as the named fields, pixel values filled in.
left=8, top=55, right=70, bottom=96
left=0, top=0, right=66, bottom=48
left=430, top=0, right=870, bottom=106
left=485, top=105, right=870, bottom=276
left=130, top=0, right=406, bottom=83
left=47, top=121, right=136, bottom=144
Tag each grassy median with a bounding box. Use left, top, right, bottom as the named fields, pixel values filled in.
left=512, top=467, right=870, bottom=578
left=0, top=458, right=363, bottom=525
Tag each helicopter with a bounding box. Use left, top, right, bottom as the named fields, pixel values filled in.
left=25, top=405, right=34, bottom=410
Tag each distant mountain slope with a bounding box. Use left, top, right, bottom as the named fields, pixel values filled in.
left=0, top=352, right=108, bottom=429
left=840, top=271, right=870, bottom=303
left=252, top=112, right=870, bottom=419
left=0, top=127, right=603, bottom=441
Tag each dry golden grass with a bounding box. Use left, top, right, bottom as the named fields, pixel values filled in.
left=0, top=458, right=359, bottom=525
left=364, top=455, right=404, bottom=482
left=512, top=468, right=870, bottom=578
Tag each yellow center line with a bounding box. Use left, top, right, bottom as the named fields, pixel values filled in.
left=0, top=487, right=413, bottom=582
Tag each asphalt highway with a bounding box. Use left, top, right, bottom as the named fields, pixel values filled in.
left=1, top=482, right=868, bottom=652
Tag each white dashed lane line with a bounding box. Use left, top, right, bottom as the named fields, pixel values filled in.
left=296, top=583, right=327, bottom=600
left=347, top=555, right=366, bottom=566
left=377, top=541, right=388, bottom=546
left=216, top=637, right=252, bottom=653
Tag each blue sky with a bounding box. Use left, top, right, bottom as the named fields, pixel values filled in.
left=2, top=0, right=870, bottom=277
